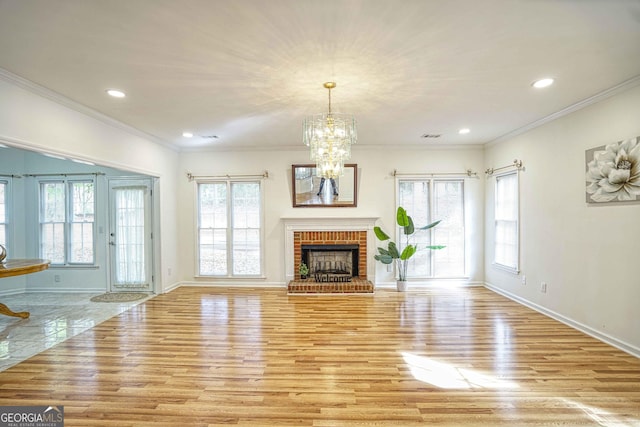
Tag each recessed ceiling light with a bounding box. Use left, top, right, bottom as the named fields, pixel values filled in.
left=43, top=153, right=67, bottom=160
left=0, top=144, right=8, bottom=148
left=71, top=158, right=95, bottom=166
left=106, top=89, right=126, bottom=98
left=182, top=132, right=194, bottom=138
left=458, top=128, right=470, bottom=135
left=532, top=78, right=554, bottom=89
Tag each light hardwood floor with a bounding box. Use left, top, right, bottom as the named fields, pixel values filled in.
left=0, top=292, right=151, bottom=372
left=0, top=286, right=638, bottom=426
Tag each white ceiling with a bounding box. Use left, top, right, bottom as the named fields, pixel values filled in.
left=1, top=0, right=640, bottom=151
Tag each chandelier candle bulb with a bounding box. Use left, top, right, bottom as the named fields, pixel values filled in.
left=303, top=82, right=357, bottom=179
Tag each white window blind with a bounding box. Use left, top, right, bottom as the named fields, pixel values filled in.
left=113, top=187, right=146, bottom=284
left=70, top=181, right=95, bottom=263
left=494, top=172, right=519, bottom=271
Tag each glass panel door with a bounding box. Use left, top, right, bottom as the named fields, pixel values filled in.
left=108, top=179, right=152, bottom=291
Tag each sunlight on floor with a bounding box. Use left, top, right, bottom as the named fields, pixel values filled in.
left=401, top=352, right=519, bottom=389
left=561, top=398, right=638, bottom=427
left=0, top=292, right=151, bottom=372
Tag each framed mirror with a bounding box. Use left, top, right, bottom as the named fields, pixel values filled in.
left=292, top=164, right=357, bottom=207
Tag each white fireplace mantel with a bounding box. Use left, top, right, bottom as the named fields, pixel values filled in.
left=282, top=217, right=378, bottom=283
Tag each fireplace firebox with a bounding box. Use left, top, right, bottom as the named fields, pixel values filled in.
left=301, top=244, right=359, bottom=282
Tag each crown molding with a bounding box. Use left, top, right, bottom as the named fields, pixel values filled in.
left=486, top=74, right=640, bottom=147
left=0, top=67, right=178, bottom=152
left=180, top=142, right=484, bottom=154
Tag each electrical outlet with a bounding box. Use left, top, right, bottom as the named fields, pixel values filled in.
left=540, top=282, right=547, bottom=293
left=54, top=275, right=60, bottom=283
left=521, top=275, right=526, bottom=285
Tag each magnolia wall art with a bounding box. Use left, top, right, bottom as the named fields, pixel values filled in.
left=585, top=135, right=640, bottom=203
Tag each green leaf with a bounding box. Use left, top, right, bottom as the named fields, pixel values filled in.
left=404, top=215, right=414, bottom=235
left=400, top=245, right=416, bottom=260
left=377, top=247, right=390, bottom=256
left=374, top=226, right=390, bottom=241
left=419, top=219, right=442, bottom=231
left=374, top=254, right=393, bottom=264
left=396, top=206, right=409, bottom=227
left=425, top=245, right=446, bottom=250
left=388, top=241, right=400, bottom=258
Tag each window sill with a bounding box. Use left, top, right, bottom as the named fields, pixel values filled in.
left=194, top=275, right=266, bottom=280
left=492, top=262, right=519, bottom=275
left=48, top=265, right=99, bottom=270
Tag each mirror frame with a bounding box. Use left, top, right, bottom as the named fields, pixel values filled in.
left=292, top=164, right=357, bottom=208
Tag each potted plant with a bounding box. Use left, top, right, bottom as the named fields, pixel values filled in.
left=374, top=206, right=444, bottom=291
left=299, top=261, right=309, bottom=279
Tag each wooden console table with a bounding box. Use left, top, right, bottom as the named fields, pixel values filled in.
left=0, top=259, right=50, bottom=318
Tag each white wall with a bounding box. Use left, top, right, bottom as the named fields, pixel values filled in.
left=0, top=76, right=180, bottom=293
left=484, top=84, right=640, bottom=355
left=177, top=146, right=485, bottom=286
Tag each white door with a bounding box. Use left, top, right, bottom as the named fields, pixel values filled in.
left=108, top=179, right=153, bottom=292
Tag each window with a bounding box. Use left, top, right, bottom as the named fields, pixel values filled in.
left=398, top=179, right=465, bottom=278
left=197, top=180, right=262, bottom=276
left=494, top=172, right=519, bottom=271
left=40, top=179, right=95, bottom=265
left=0, top=180, right=7, bottom=247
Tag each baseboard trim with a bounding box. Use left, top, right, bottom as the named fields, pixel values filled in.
left=19, top=287, right=106, bottom=294
left=375, top=280, right=484, bottom=288
left=176, top=281, right=286, bottom=289
left=170, top=279, right=484, bottom=291
left=161, top=281, right=182, bottom=293
left=0, top=288, right=26, bottom=297
left=484, top=282, right=640, bottom=358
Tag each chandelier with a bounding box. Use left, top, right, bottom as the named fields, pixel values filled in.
left=303, top=82, right=357, bottom=178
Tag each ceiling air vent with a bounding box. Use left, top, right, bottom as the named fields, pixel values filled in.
left=421, top=134, right=441, bottom=139
left=202, top=135, right=219, bottom=139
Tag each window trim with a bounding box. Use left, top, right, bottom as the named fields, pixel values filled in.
left=0, top=178, right=9, bottom=249
left=395, top=176, right=467, bottom=279
left=38, top=176, right=97, bottom=266
left=493, top=170, right=520, bottom=274
left=194, top=178, right=265, bottom=278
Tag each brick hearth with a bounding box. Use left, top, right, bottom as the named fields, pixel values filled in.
left=288, top=278, right=374, bottom=294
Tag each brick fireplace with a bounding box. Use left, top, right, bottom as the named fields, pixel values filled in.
left=283, top=217, right=378, bottom=292
left=295, top=232, right=366, bottom=280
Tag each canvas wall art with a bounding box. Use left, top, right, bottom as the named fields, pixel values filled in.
left=585, top=136, right=640, bottom=203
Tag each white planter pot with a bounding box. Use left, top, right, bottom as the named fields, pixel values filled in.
left=396, top=280, right=407, bottom=292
